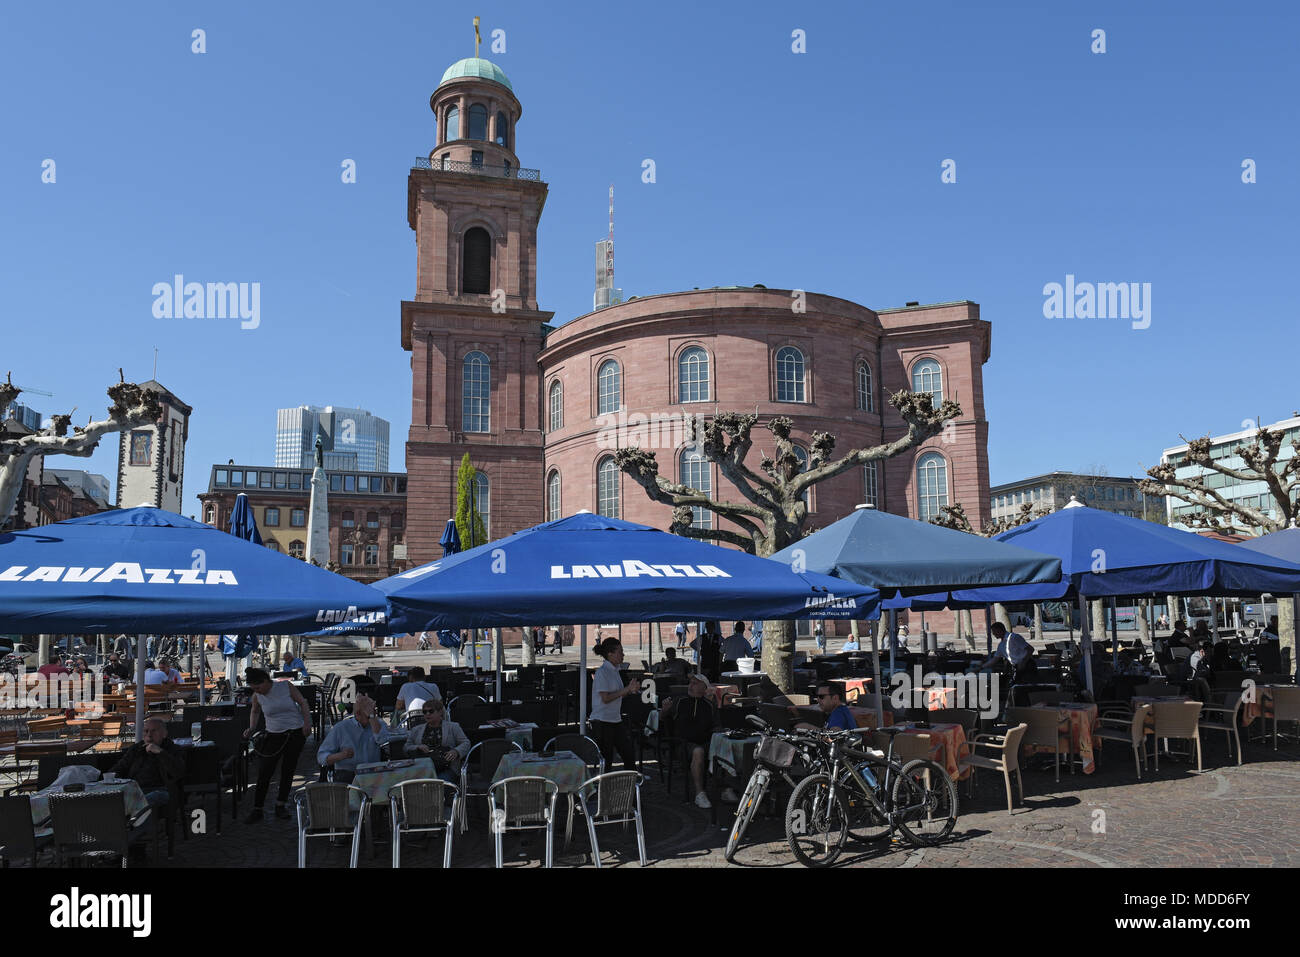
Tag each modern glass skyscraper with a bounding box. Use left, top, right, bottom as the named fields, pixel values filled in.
left=275, top=406, right=390, bottom=472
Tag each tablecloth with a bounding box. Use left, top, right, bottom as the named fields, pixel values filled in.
left=492, top=750, right=588, bottom=794
left=30, top=779, right=149, bottom=828
left=351, top=757, right=438, bottom=808
left=897, top=722, right=970, bottom=780
left=708, top=732, right=758, bottom=778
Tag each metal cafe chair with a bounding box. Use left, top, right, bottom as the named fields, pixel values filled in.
left=574, top=771, right=648, bottom=868
left=389, top=778, right=460, bottom=869
left=487, top=775, right=559, bottom=868
left=293, top=782, right=369, bottom=868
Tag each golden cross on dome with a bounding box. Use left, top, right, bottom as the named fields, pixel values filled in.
left=473, top=16, right=481, bottom=57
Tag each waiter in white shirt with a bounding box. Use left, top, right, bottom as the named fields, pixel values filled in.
left=980, top=622, right=1036, bottom=682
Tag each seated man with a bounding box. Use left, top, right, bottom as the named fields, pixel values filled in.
left=797, top=684, right=857, bottom=733
left=403, top=699, right=471, bottom=785
left=841, top=634, right=861, bottom=652
left=394, top=666, right=443, bottom=725
left=280, top=651, right=309, bottom=680
left=37, top=654, right=70, bottom=678
left=110, top=716, right=186, bottom=809
left=143, top=660, right=170, bottom=685
left=659, top=673, right=717, bottom=810
left=102, top=652, right=133, bottom=681
left=316, top=693, right=392, bottom=783
left=162, top=658, right=183, bottom=683
left=654, top=647, right=690, bottom=679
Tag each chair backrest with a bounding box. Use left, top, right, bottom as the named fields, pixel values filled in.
left=1170, top=647, right=1191, bottom=660
left=183, top=744, right=222, bottom=788
left=889, top=732, right=933, bottom=764
left=776, top=693, right=811, bottom=707
left=503, top=702, right=543, bottom=724
left=36, top=756, right=99, bottom=791
left=582, top=770, right=641, bottom=818
left=391, top=779, right=455, bottom=829
left=1027, top=691, right=1062, bottom=706
left=1151, top=700, right=1203, bottom=737
left=930, top=708, right=978, bottom=736
left=1134, top=682, right=1167, bottom=697
left=300, top=782, right=358, bottom=830
left=200, top=719, right=246, bottom=759
left=1000, top=723, right=1029, bottom=772
left=1270, top=685, right=1300, bottom=720
left=49, top=790, right=129, bottom=856
left=449, top=695, right=488, bottom=720
left=469, top=738, right=520, bottom=781
left=1007, top=707, right=1060, bottom=748
left=489, top=775, right=557, bottom=824
left=757, top=702, right=794, bottom=731
left=547, top=733, right=603, bottom=772
left=0, top=794, right=38, bottom=864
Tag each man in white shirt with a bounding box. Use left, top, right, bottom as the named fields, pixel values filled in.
left=721, top=622, right=753, bottom=663
left=143, top=660, right=170, bottom=685
left=395, top=666, right=442, bottom=724
left=980, top=623, right=1034, bottom=680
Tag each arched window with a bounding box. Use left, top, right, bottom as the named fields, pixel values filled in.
left=468, top=104, right=488, bottom=140
left=340, top=543, right=354, bottom=565
left=596, top=457, right=621, bottom=519
left=912, top=358, right=943, bottom=404
left=546, top=470, right=562, bottom=522
left=863, top=460, right=879, bottom=507
left=916, top=452, right=949, bottom=521
left=445, top=106, right=459, bottom=141
left=680, top=449, right=712, bottom=529
left=495, top=111, right=509, bottom=148
left=776, top=347, right=806, bottom=402
left=463, top=351, right=491, bottom=432
left=289, top=540, right=305, bottom=559
left=462, top=228, right=491, bottom=294
left=678, top=346, right=710, bottom=403
left=856, top=360, right=874, bottom=412
left=548, top=380, right=563, bottom=432
left=473, top=471, right=490, bottom=537
left=597, top=360, right=621, bottom=415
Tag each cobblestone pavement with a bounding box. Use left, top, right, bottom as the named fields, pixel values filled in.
left=159, top=639, right=1300, bottom=869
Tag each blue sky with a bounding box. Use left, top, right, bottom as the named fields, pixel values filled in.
left=2, top=0, right=1297, bottom=520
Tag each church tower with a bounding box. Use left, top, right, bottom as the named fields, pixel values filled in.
left=402, top=39, right=552, bottom=565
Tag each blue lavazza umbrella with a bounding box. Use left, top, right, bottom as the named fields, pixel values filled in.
left=0, top=506, right=389, bottom=635
left=377, top=512, right=880, bottom=631
left=767, top=504, right=1062, bottom=596
left=376, top=511, right=880, bottom=732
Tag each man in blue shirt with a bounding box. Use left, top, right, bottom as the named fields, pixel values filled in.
left=317, top=693, right=393, bottom=783
left=818, top=685, right=857, bottom=731
left=280, top=652, right=308, bottom=679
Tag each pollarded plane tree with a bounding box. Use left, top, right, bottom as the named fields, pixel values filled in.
left=614, top=390, right=960, bottom=690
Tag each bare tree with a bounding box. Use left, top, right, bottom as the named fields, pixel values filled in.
left=1139, top=429, right=1299, bottom=535
left=614, top=390, right=960, bottom=689
left=0, top=371, right=161, bottom=526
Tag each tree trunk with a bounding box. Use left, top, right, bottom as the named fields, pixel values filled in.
left=1033, top=603, right=1043, bottom=642
left=761, top=620, right=795, bottom=692
left=1135, top=600, right=1149, bottom=644
left=522, top=627, right=536, bottom=666
left=1090, top=600, right=1106, bottom=639
left=992, top=602, right=1013, bottom=631
left=953, top=611, right=963, bottom=645
left=1166, top=595, right=1181, bottom=626
left=961, top=609, right=976, bottom=651
left=38, top=634, right=51, bottom=665
left=651, top=622, right=664, bottom=661
left=1278, top=597, right=1295, bottom=676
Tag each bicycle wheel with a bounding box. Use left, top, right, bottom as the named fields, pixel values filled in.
left=785, top=774, right=849, bottom=867
left=841, top=765, right=892, bottom=845
left=725, top=769, right=769, bottom=862
left=891, top=759, right=959, bottom=847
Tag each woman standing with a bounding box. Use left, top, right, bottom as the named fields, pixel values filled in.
left=242, top=667, right=313, bottom=823
left=589, top=637, right=640, bottom=771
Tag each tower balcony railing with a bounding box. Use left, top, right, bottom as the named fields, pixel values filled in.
left=412, top=156, right=541, bottom=181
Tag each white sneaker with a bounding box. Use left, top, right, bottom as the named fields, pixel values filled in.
left=694, top=791, right=712, bottom=809
left=721, top=787, right=740, bottom=803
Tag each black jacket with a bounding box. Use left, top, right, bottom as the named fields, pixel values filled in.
left=111, top=740, right=186, bottom=793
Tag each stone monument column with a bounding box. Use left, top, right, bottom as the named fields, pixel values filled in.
left=306, top=437, right=330, bottom=567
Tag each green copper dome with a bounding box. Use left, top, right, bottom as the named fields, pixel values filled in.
left=438, top=57, right=512, bottom=91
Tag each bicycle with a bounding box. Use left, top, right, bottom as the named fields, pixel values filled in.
left=725, top=715, right=827, bottom=862
left=784, top=726, right=958, bottom=868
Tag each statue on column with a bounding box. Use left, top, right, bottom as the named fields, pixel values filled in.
left=314, top=435, right=323, bottom=469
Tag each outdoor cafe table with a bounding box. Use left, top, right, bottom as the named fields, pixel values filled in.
left=478, top=721, right=538, bottom=749
left=1131, top=696, right=1191, bottom=733
left=706, top=684, right=741, bottom=708
left=351, top=757, right=437, bottom=809
left=1242, top=685, right=1282, bottom=726
left=893, top=722, right=971, bottom=781
left=29, top=778, right=150, bottom=834
left=492, top=750, right=590, bottom=846
left=708, top=731, right=758, bottom=781
left=1026, top=702, right=1101, bottom=774
left=830, top=677, right=874, bottom=703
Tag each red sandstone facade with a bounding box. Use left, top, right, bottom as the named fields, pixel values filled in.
left=403, top=59, right=993, bottom=587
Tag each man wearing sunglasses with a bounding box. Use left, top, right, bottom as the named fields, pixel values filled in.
left=805, top=684, right=856, bottom=732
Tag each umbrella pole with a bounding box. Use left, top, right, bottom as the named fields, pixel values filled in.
left=1078, top=596, right=1095, bottom=697
left=869, top=619, right=883, bottom=729
left=984, top=606, right=992, bottom=656
left=197, top=634, right=205, bottom=704
left=1111, top=598, right=1119, bottom=670
left=579, top=624, right=589, bottom=736
left=134, top=633, right=146, bottom=742
left=494, top=627, right=503, bottom=704
left=888, top=609, right=897, bottom=675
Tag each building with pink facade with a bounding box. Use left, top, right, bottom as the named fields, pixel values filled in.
left=402, top=56, right=994, bottom=616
